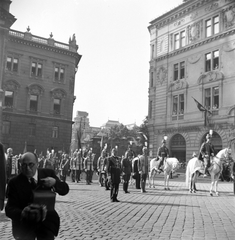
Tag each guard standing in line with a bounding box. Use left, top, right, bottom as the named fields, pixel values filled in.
left=121, top=145, right=134, bottom=193
left=199, top=132, right=215, bottom=177
left=84, top=148, right=94, bottom=185
left=70, top=151, right=77, bottom=182
left=138, top=147, right=149, bottom=193
left=157, top=139, right=169, bottom=172
left=75, top=149, right=83, bottom=182
left=97, top=144, right=108, bottom=187
left=107, top=147, right=121, bottom=202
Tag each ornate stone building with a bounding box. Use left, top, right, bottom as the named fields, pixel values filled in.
left=148, top=0, right=235, bottom=162
left=0, top=1, right=82, bottom=154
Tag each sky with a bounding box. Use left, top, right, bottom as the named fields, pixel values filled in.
left=10, top=0, right=183, bottom=127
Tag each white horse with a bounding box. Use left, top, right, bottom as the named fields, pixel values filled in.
left=186, top=156, right=204, bottom=193
left=208, top=148, right=231, bottom=196
left=149, top=157, right=180, bottom=190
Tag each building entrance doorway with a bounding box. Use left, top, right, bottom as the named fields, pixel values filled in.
left=170, top=134, right=186, bottom=163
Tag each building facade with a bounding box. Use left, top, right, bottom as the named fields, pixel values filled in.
left=0, top=1, right=82, bottom=154
left=148, top=0, right=235, bottom=162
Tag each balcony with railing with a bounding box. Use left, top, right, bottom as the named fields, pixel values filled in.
left=9, top=28, right=78, bottom=53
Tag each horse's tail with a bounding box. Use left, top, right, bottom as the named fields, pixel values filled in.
left=185, top=162, right=190, bottom=187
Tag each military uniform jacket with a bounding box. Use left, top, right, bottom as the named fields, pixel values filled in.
left=97, top=157, right=106, bottom=171
left=199, top=142, right=215, bottom=160
left=107, top=156, right=121, bottom=183
left=75, top=154, right=83, bottom=170
left=138, top=155, right=148, bottom=174
left=121, top=158, right=132, bottom=175
left=84, top=156, right=93, bottom=171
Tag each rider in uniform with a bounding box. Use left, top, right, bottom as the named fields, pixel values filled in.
left=157, top=139, right=169, bottom=172
left=199, top=133, right=215, bottom=177
left=107, top=147, right=121, bottom=202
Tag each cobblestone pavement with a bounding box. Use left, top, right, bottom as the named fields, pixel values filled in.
left=1, top=173, right=235, bottom=240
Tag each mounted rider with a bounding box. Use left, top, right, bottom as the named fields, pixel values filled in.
left=157, top=138, right=169, bottom=172
left=199, top=131, right=215, bottom=177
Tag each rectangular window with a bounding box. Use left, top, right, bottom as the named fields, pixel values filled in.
left=52, top=127, right=58, bottom=138
left=205, top=53, right=211, bottom=72
left=180, top=62, right=185, bottom=79
left=6, top=56, right=18, bottom=72
left=2, top=121, right=10, bottom=134
left=174, top=61, right=185, bottom=81
left=179, top=94, right=184, bottom=114
left=174, top=33, right=179, bottom=50
left=206, top=19, right=212, bottom=37
left=213, top=50, right=219, bottom=70
left=53, top=98, right=61, bottom=115
left=150, top=72, right=153, bottom=87
left=213, top=86, right=219, bottom=109
left=206, top=15, right=219, bottom=38
left=5, top=90, right=14, bottom=108
left=205, top=88, right=211, bottom=110
left=174, top=64, right=179, bottom=81
left=29, top=123, right=36, bottom=136
left=172, top=94, right=184, bottom=116
left=173, top=96, right=178, bottom=115
left=205, top=50, right=219, bottom=72
left=54, top=66, right=65, bottom=82
left=149, top=100, right=152, bottom=119
left=29, top=95, right=38, bottom=112
left=151, top=45, right=154, bottom=59
left=213, top=16, right=219, bottom=35
left=180, top=31, right=185, bottom=47
left=31, top=62, right=43, bottom=77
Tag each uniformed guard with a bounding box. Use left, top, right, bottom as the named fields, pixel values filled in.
left=107, top=147, right=121, bottom=202
left=97, top=144, right=108, bottom=187
left=84, top=148, right=94, bottom=185
left=138, top=147, right=149, bottom=193
left=70, top=151, right=77, bottom=182
left=75, top=149, right=83, bottom=182
left=157, top=139, right=169, bottom=172
left=199, top=131, right=215, bottom=177
left=121, top=145, right=133, bottom=193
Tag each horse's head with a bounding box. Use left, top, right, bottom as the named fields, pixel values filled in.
left=216, top=148, right=232, bottom=162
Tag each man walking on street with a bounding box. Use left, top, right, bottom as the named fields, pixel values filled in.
left=107, top=147, right=121, bottom=202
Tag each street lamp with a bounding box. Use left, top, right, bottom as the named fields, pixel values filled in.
left=163, top=135, right=168, bottom=141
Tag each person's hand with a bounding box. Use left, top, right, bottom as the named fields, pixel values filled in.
left=40, top=177, right=56, bottom=187
left=21, top=204, right=42, bottom=222
left=139, top=171, right=142, bottom=174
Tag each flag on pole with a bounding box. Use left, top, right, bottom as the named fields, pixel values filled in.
left=192, top=97, right=212, bottom=126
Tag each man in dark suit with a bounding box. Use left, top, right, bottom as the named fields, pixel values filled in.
left=5, top=152, right=69, bottom=240
left=107, top=147, right=121, bottom=202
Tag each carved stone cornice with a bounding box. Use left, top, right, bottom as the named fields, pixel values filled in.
left=155, top=28, right=235, bottom=63
left=197, top=70, right=224, bottom=85
left=168, top=79, right=188, bottom=92
left=27, top=84, right=45, bottom=96
left=50, top=88, right=67, bottom=99
left=3, top=79, right=20, bottom=92
left=149, top=0, right=214, bottom=30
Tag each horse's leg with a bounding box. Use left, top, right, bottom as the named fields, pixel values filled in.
left=152, top=170, right=155, bottom=188
left=215, top=174, right=219, bottom=196
left=189, top=173, right=194, bottom=193
left=210, top=173, right=214, bottom=196
left=148, top=171, right=151, bottom=188
left=167, top=173, right=170, bottom=190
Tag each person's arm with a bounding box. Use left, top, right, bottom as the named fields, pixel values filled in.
left=5, top=180, right=24, bottom=221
